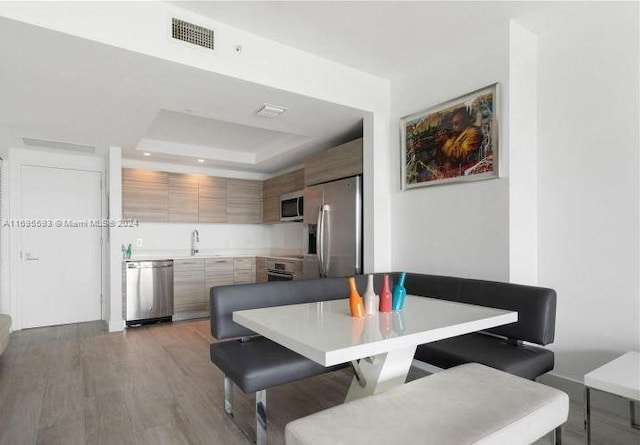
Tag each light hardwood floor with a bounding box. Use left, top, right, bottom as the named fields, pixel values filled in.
left=0, top=321, right=637, bottom=445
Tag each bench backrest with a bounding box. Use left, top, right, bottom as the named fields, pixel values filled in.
left=401, top=273, right=556, bottom=345
left=210, top=276, right=369, bottom=339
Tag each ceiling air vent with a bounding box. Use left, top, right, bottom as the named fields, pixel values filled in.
left=171, top=17, right=215, bottom=50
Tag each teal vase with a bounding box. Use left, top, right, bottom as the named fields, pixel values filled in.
left=391, top=272, right=407, bottom=311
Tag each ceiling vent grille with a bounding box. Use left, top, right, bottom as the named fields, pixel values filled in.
left=171, top=17, right=215, bottom=50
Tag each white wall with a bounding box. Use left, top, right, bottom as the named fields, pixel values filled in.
left=390, top=26, right=511, bottom=282
left=536, top=3, right=640, bottom=380
left=390, top=3, right=640, bottom=383
left=508, top=22, right=539, bottom=286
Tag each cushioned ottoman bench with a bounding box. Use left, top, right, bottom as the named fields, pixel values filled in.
left=285, top=363, right=569, bottom=445
left=0, top=314, right=11, bottom=356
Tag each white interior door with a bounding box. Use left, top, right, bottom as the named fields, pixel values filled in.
left=20, top=166, right=102, bottom=328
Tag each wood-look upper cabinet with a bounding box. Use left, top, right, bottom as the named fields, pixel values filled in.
left=199, top=176, right=227, bottom=223
left=227, top=179, right=262, bottom=224
left=304, top=138, right=363, bottom=186
left=122, top=168, right=169, bottom=221
left=173, top=258, right=205, bottom=315
left=168, top=173, right=199, bottom=222
left=262, top=169, right=305, bottom=223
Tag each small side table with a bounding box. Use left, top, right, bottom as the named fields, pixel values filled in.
left=584, top=351, right=640, bottom=444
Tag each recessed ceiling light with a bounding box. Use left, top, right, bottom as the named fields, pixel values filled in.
left=197, top=159, right=205, bottom=163
left=256, top=103, right=288, bottom=118
left=143, top=152, right=151, bottom=157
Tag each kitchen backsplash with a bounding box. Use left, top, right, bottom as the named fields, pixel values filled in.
left=121, top=222, right=304, bottom=257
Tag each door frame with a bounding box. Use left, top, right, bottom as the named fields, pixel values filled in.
left=8, top=148, right=106, bottom=331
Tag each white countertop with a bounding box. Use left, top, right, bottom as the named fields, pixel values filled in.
left=233, top=295, right=518, bottom=367
left=123, top=251, right=304, bottom=262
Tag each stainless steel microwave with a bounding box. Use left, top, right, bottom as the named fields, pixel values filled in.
left=280, top=190, right=304, bottom=222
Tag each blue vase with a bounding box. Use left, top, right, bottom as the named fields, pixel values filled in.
left=392, top=272, right=407, bottom=311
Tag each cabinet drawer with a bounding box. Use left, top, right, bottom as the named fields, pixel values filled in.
left=233, top=257, right=255, bottom=270
left=233, top=270, right=255, bottom=283
left=205, top=257, right=234, bottom=288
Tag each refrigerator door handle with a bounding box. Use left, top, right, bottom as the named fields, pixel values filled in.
left=316, top=204, right=324, bottom=277
left=322, top=205, right=330, bottom=275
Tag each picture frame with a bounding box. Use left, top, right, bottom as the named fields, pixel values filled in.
left=400, top=83, right=499, bottom=190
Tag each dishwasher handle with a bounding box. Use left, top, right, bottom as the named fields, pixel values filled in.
left=127, top=261, right=174, bottom=269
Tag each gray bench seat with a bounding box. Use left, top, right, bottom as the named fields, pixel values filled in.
left=285, top=363, right=569, bottom=445
left=402, top=273, right=556, bottom=380
left=209, top=277, right=362, bottom=445
left=414, top=332, right=554, bottom=380
left=210, top=336, right=344, bottom=394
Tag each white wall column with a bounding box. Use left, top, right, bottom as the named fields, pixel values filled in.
left=108, top=146, right=124, bottom=332
left=508, top=21, right=539, bottom=285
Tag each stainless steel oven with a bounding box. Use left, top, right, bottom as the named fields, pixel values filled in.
left=267, top=260, right=295, bottom=281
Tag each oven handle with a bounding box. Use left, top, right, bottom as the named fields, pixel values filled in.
left=267, top=270, right=295, bottom=279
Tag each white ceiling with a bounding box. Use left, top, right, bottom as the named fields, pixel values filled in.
left=0, top=1, right=578, bottom=173
left=172, top=1, right=565, bottom=81
left=0, top=14, right=364, bottom=174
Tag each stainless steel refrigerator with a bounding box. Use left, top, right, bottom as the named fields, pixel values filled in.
left=303, top=175, right=362, bottom=279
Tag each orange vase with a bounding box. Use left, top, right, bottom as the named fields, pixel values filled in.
left=348, top=277, right=365, bottom=318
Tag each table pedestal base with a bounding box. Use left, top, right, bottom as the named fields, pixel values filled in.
left=345, top=345, right=417, bottom=402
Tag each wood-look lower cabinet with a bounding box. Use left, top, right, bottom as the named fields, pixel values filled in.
left=204, top=257, right=234, bottom=310
left=173, top=258, right=205, bottom=317
left=122, top=168, right=169, bottom=221
left=227, top=179, right=262, bottom=224
left=256, top=257, right=268, bottom=283
left=169, top=173, right=199, bottom=222
left=305, top=138, right=363, bottom=186
left=233, top=257, right=256, bottom=283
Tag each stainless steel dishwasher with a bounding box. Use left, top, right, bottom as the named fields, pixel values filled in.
left=125, top=260, right=174, bottom=326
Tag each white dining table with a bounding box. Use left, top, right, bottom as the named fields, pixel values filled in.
left=233, top=294, right=517, bottom=402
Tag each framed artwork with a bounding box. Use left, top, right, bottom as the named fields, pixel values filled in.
left=401, top=83, right=499, bottom=189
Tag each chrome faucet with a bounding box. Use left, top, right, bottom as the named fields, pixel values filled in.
left=191, top=229, right=199, bottom=256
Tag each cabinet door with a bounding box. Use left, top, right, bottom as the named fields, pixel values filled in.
left=227, top=179, right=262, bottom=224
left=326, top=138, right=363, bottom=180
left=173, top=259, right=205, bottom=314
left=199, top=176, right=227, bottom=223
left=304, top=152, right=328, bottom=186
left=262, top=176, right=280, bottom=224
left=205, top=258, right=234, bottom=311
left=255, top=257, right=268, bottom=283
left=304, top=139, right=363, bottom=186
left=122, top=169, right=169, bottom=221
left=233, top=257, right=255, bottom=283
left=169, top=173, right=199, bottom=222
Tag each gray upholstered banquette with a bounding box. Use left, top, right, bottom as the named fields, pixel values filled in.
left=209, top=273, right=557, bottom=445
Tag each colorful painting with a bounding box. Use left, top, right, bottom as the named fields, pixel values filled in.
left=401, top=84, right=499, bottom=189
